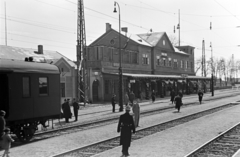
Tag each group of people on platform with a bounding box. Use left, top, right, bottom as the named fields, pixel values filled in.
left=61, top=98, right=80, bottom=123
left=0, top=110, right=14, bottom=157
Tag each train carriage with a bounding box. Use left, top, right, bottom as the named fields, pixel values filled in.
left=0, top=59, right=61, bottom=142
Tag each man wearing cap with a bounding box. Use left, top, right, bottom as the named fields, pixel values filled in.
left=0, top=110, right=6, bottom=138
left=117, top=105, right=135, bottom=156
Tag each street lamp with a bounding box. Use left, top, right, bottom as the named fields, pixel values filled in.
left=114, top=1, right=123, bottom=112
left=210, top=42, right=214, bottom=96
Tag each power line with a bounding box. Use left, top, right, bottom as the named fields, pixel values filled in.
left=213, top=0, right=240, bottom=22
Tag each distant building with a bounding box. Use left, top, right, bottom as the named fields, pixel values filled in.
left=86, top=23, right=210, bottom=103
left=0, top=45, right=77, bottom=103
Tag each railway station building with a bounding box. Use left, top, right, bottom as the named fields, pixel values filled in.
left=86, top=23, right=211, bottom=103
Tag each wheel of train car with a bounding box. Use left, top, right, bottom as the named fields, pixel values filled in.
left=15, top=122, right=38, bottom=142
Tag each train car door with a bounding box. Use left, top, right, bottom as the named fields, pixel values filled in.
left=0, top=74, right=9, bottom=118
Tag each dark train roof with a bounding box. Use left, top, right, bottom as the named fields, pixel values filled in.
left=0, top=59, right=60, bottom=74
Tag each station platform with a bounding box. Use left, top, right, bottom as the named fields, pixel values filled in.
left=1, top=89, right=239, bottom=157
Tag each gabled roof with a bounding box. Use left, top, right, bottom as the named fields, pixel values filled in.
left=173, top=47, right=189, bottom=55
left=0, top=45, right=76, bottom=67
left=137, top=32, right=165, bottom=47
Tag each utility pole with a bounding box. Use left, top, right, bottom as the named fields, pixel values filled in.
left=177, top=9, right=180, bottom=46
left=202, top=40, right=206, bottom=77
left=77, top=0, right=87, bottom=106
left=5, top=1, right=7, bottom=46
left=210, top=42, right=214, bottom=96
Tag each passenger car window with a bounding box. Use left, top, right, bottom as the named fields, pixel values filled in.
left=23, top=77, right=30, bottom=97
left=39, top=77, right=48, bottom=96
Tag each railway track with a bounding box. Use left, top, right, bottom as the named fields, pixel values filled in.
left=51, top=101, right=240, bottom=157
left=185, top=122, right=240, bottom=157
left=10, top=92, right=240, bottom=148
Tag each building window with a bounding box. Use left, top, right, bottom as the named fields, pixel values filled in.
left=156, top=56, right=160, bottom=65
left=97, top=46, right=103, bottom=60
left=22, top=77, right=30, bottom=97
left=161, top=52, right=167, bottom=56
left=131, top=52, right=138, bottom=64
left=180, top=60, right=183, bottom=68
left=174, top=59, right=178, bottom=68
left=142, top=54, right=149, bottom=65
left=39, top=77, right=48, bottom=96
left=163, top=40, right=165, bottom=45
left=191, top=62, right=193, bottom=69
left=61, top=83, right=65, bottom=97
left=163, top=58, right=166, bottom=66
left=186, top=61, right=189, bottom=69
left=104, top=80, right=109, bottom=94
left=168, top=58, right=172, bottom=67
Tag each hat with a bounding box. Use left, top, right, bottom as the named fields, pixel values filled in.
left=0, top=110, right=6, bottom=116
left=125, top=105, right=131, bottom=111
left=4, top=128, right=10, bottom=132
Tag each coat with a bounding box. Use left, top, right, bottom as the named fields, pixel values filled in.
left=72, top=102, right=79, bottom=111
left=1, top=133, right=14, bottom=150
left=132, top=102, right=140, bottom=127
left=0, top=116, right=5, bottom=138
left=174, top=96, right=182, bottom=108
left=170, top=91, right=175, bottom=102
left=124, top=94, right=129, bottom=104
left=117, top=112, right=135, bottom=147
left=62, top=102, right=72, bottom=118
left=129, top=93, right=135, bottom=103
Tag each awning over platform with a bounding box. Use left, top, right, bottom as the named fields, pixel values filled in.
left=102, top=72, right=211, bottom=80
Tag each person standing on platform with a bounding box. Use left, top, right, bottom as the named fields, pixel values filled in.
left=170, top=90, right=176, bottom=104
left=174, top=93, right=182, bottom=112
left=111, top=94, right=116, bottom=112
left=1, top=128, right=14, bottom=157
left=129, top=91, right=135, bottom=105
left=151, top=90, right=156, bottom=103
left=178, top=90, right=183, bottom=98
left=124, top=92, right=129, bottom=106
left=62, top=99, right=71, bottom=123
left=117, top=105, right=135, bottom=157
left=198, top=90, right=204, bottom=104
left=132, top=100, right=140, bottom=128
left=0, top=110, right=6, bottom=138
left=72, top=98, right=79, bottom=121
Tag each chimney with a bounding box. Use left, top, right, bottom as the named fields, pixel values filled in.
left=106, top=23, right=111, bottom=32
left=38, top=45, right=43, bottom=54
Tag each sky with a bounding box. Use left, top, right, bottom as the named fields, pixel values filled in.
left=0, top=0, right=240, bottom=63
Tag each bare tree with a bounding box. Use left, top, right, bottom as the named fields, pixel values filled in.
left=168, top=35, right=179, bottom=46
left=195, top=57, right=202, bottom=75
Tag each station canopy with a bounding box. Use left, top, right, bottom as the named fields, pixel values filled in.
left=122, top=73, right=210, bottom=80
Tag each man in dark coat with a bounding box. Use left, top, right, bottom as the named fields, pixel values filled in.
left=117, top=105, right=135, bottom=156
left=151, top=90, right=156, bottom=103
left=174, top=94, right=182, bottom=112
left=111, top=94, right=116, bottom=112
left=72, top=98, right=79, bottom=121
left=0, top=110, right=6, bottom=138
left=170, top=90, right=175, bottom=104
left=129, top=91, right=135, bottom=105
left=62, top=99, right=72, bottom=123
left=198, top=90, right=204, bottom=104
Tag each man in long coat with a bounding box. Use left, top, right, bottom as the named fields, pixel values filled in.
left=129, top=91, right=135, bottom=105
left=117, top=105, right=135, bottom=156
left=62, top=99, right=71, bottom=123
left=132, top=100, right=140, bottom=128
left=72, top=98, right=79, bottom=121
left=0, top=110, right=6, bottom=138
left=174, top=94, right=182, bottom=112
left=198, top=90, right=204, bottom=104
left=170, top=90, right=175, bottom=104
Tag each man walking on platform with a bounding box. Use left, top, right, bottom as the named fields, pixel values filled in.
left=117, top=105, right=135, bottom=157
left=170, top=90, right=175, bottom=104
left=72, top=98, right=79, bottom=121
left=132, top=100, right=140, bottom=128
left=111, top=94, right=116, bottom=112
left=129, top=91, right=135, bottom=105
left=198, top=90, right=204, bottom=104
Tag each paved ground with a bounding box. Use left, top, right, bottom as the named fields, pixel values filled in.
left=93, top=98, right=240, bottom=157
left=0, top=89, right=239, bottom=157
